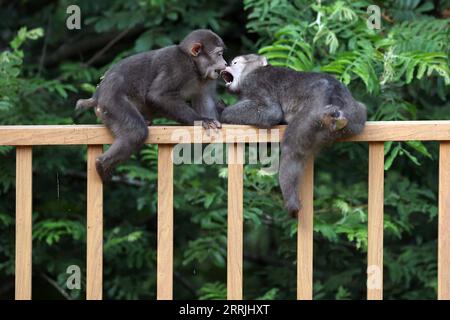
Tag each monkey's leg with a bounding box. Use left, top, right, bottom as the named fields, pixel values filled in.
left=336, top=101, right=367, bottom=136
left=279, top=114, right=317, bottom=217
left=279, top=145, right=306, bottom=217
left=95, top=97, right=149, bottom=182
left=220, top=100, right=283, bottom=128
left=320, top=106, right=348, bottom=131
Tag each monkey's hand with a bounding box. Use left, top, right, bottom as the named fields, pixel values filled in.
left=199, top=118, right=222, bottom=131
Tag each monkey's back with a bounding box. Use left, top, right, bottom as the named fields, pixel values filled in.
left=242, top=65, right=355, bottom=118
left=96, top=46, right=195, bottom=104
left=239, top=65, right=366, bottom=138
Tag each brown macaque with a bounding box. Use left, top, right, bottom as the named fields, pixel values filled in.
left=76, top=29, right=227, bottom=181
left=220, top=54, right=367, bottom=217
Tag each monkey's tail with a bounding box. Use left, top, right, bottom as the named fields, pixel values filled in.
left=75, top=97, right=97, bottom=111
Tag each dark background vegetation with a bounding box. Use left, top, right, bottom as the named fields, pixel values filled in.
left=0, top=0, right=449, bottom=299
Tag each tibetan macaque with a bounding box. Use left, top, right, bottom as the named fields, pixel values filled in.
left=76, top=29, right=227, bottom=181
left=220, top=54, right=367, bottom=217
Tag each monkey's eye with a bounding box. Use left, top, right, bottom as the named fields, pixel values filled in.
left=331, top=111, right=340, bottom=118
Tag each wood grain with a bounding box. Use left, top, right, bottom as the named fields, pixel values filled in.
left=6, top=122, right=450, bottom=301
left=438, top=142, right=450, bottom=300
left=227, top=143, right=244, bottom=300
left=86, top=145, right=103, bottom=300
left=157, top=145, right=174, bottom=300
left=367, top=142, right=384, bottom=300
left=15, top=146, right=33, bottom=300
left=297, top=157, right=314, bottom=300
left=1, top=121, right=450, bottom=145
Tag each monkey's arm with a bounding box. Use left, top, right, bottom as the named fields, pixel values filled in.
left=147, top=92, right=221, bottom=129
left=220, top=99, right=283, bottom=128
left=191, top=83, right=220, bottom=120
left=215, top=99, right=227, bottom=116
left=146, top=91, right=220, bottom=129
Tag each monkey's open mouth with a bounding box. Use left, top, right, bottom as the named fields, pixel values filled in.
left=221, top=70, right=234, bottom=85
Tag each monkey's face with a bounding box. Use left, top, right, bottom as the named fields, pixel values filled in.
left=201, top=46, right=228, bottom=80
left=221, top=54, right=268, bottom=92
left=183, top=30, right=228, bottom=80
left=189, top=43, right=227, bottom=80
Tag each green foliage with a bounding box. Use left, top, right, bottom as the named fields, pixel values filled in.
left=199, top=282, right=227, bottom=300
left=249, top=0, right=449, bottom=168
left=34, top=219, right=85, bottom=245
left=0, top=27, right=43, bottom=111
left=259, top=26, right=315, bottom=71
left=0, top=0, right=448, bottom=300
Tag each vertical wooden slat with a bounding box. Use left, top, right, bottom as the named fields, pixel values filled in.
left=86, top=145, right=103, bottom=300
left=367, top=142, right=384, bottom=300
left=227, top=143, right=244, bottom=300
left=297, top=157, right=314, bottom=300
left=157, top=144, right=174, bottom=300
left=438, top=142, right=450, bottom=300
left=15, top=146, right=32, bottom=300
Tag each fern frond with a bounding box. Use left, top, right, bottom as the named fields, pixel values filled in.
left=322, top=48, right=381, bottom=93
left=386, top=18, right=449, bottom=53
left=381, top=49, right=450, bottom=85
left=259, top=26, right=314, bottom=71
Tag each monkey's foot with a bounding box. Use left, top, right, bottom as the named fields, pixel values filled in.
left=321, top=107, right=348, bottom=131
left=286, top=201, right=302, bottom=219
left=95, top=158, right=113, bottom=182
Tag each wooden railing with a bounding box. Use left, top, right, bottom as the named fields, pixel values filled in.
left=1, top=121, right=449, bottom=300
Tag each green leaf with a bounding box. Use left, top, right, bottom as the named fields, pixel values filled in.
left=402, top=147, right=421, bottom=166
left=405, top=141, right=432, bottom=159
left=385, top=143, right=401, bottom=170
left=80, top=83, right=96, bottom=94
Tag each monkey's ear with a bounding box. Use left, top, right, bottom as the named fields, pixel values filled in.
left=190, top=43, right=202, bottom=56
left=260, top=56, right=268, bottom=67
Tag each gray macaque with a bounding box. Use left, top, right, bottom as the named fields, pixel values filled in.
left=220, top=54, right=367, bottom=217
left=76, top=29, right=227, bottom=181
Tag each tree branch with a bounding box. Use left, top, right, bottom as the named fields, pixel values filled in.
left=85, top=28, right=133, bottom=66
left=44, top=26, right=145, bottom=67
left=40, top=273, right=73, bottom=300
left=38, top=6, right=54, bottom=76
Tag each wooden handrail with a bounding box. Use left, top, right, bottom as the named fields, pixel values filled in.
left=86, top=145, right=103, bottom=300
left=15, top=146, right=32, bottom=300
left=157, top=145, right=174, bottom=300
left=1, top=121, right=450, bottom=145
left=5, top=122, right=450, bottom=301
left=227, top=143, right=244, bottom=300
left=367, top=142, right=384, bottom=300
left=439, top=142, right=450, bottom=299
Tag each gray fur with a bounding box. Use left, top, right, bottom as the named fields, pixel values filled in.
left=220, top=54, right=367, bottom=217
left=76, top=29, right=227, bottom=181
